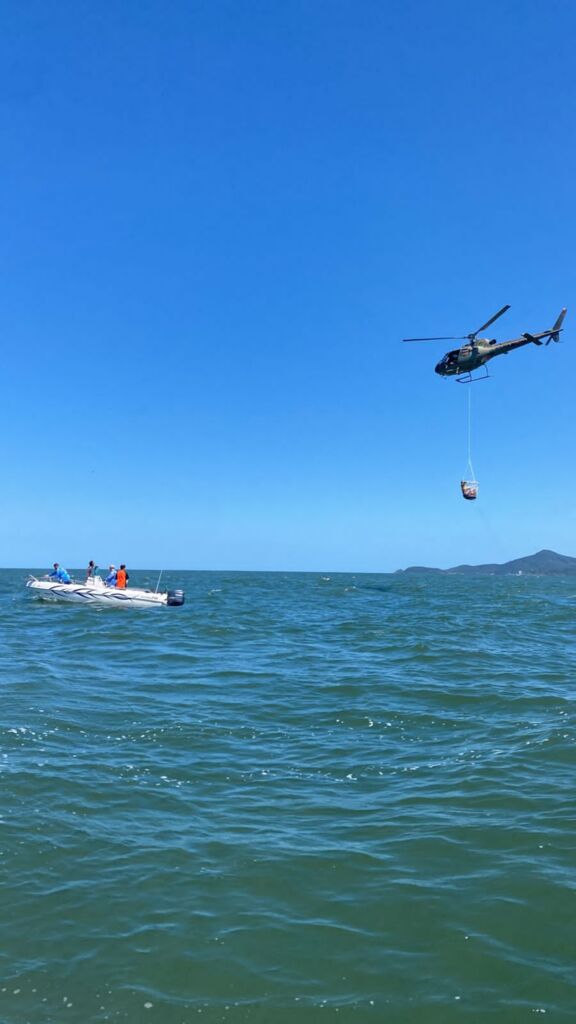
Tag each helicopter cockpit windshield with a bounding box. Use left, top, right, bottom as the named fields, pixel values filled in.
left=435, top=349, right=459, bottom=375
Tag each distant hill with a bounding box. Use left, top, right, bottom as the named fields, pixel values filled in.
left=399, top=549, right=576, bottom=576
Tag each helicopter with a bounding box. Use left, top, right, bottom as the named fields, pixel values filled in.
left=404, top=305, right=567, bottom=382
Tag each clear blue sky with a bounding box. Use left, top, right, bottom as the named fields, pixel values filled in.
left=2, top=0, right=574, bottom=570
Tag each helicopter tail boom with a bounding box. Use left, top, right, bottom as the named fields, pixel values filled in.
left=522, top=308, right=567, bottom=347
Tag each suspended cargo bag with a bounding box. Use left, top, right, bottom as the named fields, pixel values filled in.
left=461, top=479, right=478, bottom=501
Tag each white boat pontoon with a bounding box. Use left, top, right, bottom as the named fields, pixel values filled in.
left=26, top=575, right=185, bottom=609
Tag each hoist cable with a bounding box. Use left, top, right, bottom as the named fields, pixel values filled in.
left=466, top=385, right=476, bottom=481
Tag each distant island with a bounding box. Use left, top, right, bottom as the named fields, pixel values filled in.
left=397, top=549, right=576, bottom=576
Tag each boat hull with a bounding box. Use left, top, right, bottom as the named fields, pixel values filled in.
left=26, top=577, right=176, bottom=609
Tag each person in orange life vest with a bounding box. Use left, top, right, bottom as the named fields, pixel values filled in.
left=116, top=565, right=129, bottom=589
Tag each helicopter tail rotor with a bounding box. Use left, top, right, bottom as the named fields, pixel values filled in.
left=546, top=307, right=567, bottom=345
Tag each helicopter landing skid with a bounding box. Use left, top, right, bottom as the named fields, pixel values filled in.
left=456, top=367, right=490, bottom=383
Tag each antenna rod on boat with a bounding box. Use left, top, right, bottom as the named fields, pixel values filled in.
left=155, top=569, right=163, bottom=593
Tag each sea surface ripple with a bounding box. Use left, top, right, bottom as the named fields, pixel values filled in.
left=1, top=569, right=575, bottom=1022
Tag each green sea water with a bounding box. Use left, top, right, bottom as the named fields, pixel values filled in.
left=1, top=568, right=575, bottom=1023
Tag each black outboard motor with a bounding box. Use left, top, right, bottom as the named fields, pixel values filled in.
left=167, top=589, right=185, bottom=607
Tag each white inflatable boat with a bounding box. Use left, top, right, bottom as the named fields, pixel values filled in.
left=26, top=575, right=185, bottom=609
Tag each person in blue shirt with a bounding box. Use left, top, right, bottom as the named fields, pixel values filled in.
left=49, top=563, right=71, bottom=583
left=105, top=565, right=117, bottom=587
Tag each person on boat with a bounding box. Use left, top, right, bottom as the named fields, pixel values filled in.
left=49, top=563, right=71, bottom=584
left=86, top=560, right=98, bottom=580
left=116, top=565, right=129, bottom=589
left=105, top=565, right=117, bottom=587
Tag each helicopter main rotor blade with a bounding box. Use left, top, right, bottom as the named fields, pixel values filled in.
left=402, top=336, right=468, bottom=343
left=470, top=304, right=511, bottom=338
